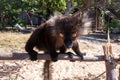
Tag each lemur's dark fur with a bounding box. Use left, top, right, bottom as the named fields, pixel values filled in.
left=25, top=12, right=91, bottom=61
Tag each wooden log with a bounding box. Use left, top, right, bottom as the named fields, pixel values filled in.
left=43, top=60, right=51, bottom=80
left=105, top=58, right=117, bottom=80
left=0, top=53, right=120, bottom=62
left=118, top=67, right=120, bottom=79
left=103, top=43, right=117, bottom=80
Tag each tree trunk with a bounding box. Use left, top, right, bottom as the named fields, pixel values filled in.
left=65, top=0, right=72, bottom=15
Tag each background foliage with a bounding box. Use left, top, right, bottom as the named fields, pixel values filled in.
left=0, top=0, right=120, bottom=30
left=0, top=0, right=67, bottom=29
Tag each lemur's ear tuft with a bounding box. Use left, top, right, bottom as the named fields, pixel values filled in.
left=82, top=11, right=92, bottom=28
left=47, top=12, right=62, bottom=26
left=72, top=12, right=83, bottom=20
left=80, top=11, right=93, bottom=35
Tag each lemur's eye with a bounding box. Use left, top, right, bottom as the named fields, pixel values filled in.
left=59, top=33, right=64, bottom=37
left=72, top=33, right=77, bottom=38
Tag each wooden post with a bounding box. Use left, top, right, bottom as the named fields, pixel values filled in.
left=102, top=24, right=118, bottom=80
left=119, top=68, right=120, bottom=80
left=118, top=66, right=120, bottom=80
left=43, top=60, right=52, bottom=80
left=118, top=67, right=120, bottom=79
left=95, top=7, right=99, bottom=31
left=103, top=43, right=117, bottom=80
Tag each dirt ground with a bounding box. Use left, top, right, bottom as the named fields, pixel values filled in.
left=0, top=31, right=120, bottom=80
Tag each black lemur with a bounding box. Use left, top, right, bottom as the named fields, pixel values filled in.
left=25, top=12, right=91, bottom=61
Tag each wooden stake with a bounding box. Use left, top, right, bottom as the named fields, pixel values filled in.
left=43, top=60, right=52, bottom=80
left=103, top=28, right=117, bottom=80
left=103, top=44, right=117, bottom=80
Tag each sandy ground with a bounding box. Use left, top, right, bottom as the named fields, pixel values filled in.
left=0, top=32, right=120, bottom=80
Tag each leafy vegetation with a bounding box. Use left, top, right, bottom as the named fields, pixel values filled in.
left=110, top=19, right=120, bottom=29
left=0, top=0, right=67, bottom=29
left=0, top=0, right=120, bottom=31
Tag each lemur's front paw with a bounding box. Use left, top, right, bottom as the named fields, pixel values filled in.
left=29, top=52, right=38, bottom=61
left=51, top=53, right=58, bottom=62
left=67, top=52, right=75, bottom=62
left=79, top=54, right=83, bottom=60
left=79, top=52, right=86, bottom=60
left=51, top=58, right=58, bottom=62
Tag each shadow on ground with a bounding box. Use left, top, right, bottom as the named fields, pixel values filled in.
left=79, top=32, right=120, bottom=43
